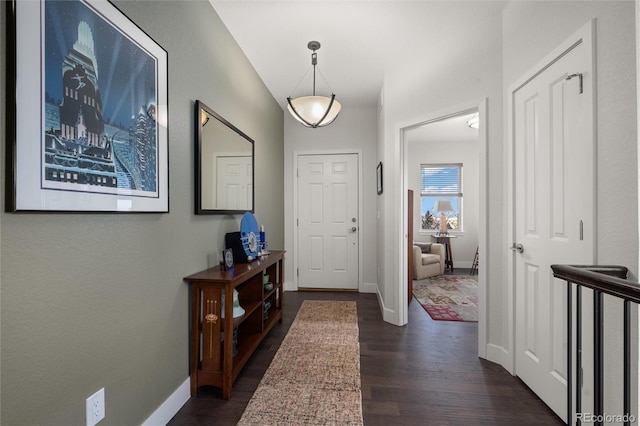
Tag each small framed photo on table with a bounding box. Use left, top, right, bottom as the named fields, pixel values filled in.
left=223, top=248, right=234, bottom=271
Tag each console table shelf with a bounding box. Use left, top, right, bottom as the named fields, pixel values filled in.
left=184, top=250, right=284, bottom=399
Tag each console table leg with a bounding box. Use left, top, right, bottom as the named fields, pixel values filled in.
left=222, top=286, right=233, bottom=400
left=190, top=286, right=201, bottom=397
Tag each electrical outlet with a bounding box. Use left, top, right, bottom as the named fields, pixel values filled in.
left=86, top=388, right=105, bottom=426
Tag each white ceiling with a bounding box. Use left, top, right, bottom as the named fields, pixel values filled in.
left=210, top=0, right=508, bottom=110
left=406, top=112, right=479, bottom=144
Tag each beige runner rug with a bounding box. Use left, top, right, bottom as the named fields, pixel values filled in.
left=238, top=300, right=364, bottom=425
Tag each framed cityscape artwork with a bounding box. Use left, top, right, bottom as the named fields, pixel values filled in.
left=6, top=0, right=169, bottom=212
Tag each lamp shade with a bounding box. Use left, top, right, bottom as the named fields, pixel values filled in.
left=287, top=95, right=342, bottom=128
left=433, top=200, right=454, bottom=212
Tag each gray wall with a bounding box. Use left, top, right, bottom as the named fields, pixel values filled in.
left=0, top=1, right=284, bottom=424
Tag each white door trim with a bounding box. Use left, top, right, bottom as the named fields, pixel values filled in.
left=292, top=149, right=364, bottom=291
left=506, top=20, right=596, bottom=375
left=397, top=99, right=488, bottom=358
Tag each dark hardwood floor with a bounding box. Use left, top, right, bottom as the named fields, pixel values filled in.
left=168, top=290, right=563, bottom=425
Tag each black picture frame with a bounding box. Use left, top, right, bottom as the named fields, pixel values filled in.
left=6, top=0, right=169, bottom=212
left=195, top=100, right=255, bottom=215
left=376, top=162, right=383, bottom=195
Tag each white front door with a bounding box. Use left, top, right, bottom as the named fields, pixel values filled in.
left=513, top=28, right=594, bottom=422
left=216, top=155, right=252, bottom=210
left=297, top=153, right=359, bottom=290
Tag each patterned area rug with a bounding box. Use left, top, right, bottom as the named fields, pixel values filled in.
left=413, top=275, right=478, bottom=322
left=238, top=300, right=363, bottom=425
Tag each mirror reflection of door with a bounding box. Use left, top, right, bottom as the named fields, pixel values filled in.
left=196, top=100, right=254, bottom=214
left=200, top=116, right=253, bottom=210
left=215, top=155, right=252, bottom=210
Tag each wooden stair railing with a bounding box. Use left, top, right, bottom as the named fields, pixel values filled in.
left=551, top=264, right=637, bottom=426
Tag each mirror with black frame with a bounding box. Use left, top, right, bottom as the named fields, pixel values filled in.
left=195, top=100, right=254, bottom=214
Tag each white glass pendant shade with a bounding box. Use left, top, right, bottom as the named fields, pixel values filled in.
left=287, top=95, right=342, bottom=128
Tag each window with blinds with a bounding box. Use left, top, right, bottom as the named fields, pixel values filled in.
left=420, top=164, right=462, bottom=231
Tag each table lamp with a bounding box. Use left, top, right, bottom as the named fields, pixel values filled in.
left=433, top=200, right=454, bottom=235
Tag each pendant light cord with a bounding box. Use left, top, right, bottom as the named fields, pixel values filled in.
left=287, top=65, right=312, bottom=98
left=312, top=52, right=317, bottom=96
left=288, top=49, right=335, bottom=98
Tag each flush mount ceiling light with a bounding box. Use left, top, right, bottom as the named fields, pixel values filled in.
left=466, top=112, right=479, bottom=129
left=287, top=41, right=342, bottom=128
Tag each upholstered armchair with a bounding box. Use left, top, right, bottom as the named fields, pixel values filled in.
left=412, top=243, right=445, bottom=280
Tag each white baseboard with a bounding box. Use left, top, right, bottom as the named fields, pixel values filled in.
left=374, top=287, right=401, bottom=325
left=284, top=281, right=377, bottom=293
left=359, top=281, right=378, bottom=293
left=284, top=279, right=296, bottom=292
left=141, top=377, right=190, bottom=426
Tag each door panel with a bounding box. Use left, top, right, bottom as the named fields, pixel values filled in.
left=332, top=237, right=348, bottom=271
left=298, top=154, right=358, bottom=290
left=216, top=156, right=252, bottom=210
left=514, top=37, right=593, bottom=422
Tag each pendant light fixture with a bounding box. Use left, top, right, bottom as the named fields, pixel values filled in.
left=287, top=41, right=342, bottom=128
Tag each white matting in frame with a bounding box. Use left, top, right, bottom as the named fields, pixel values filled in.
left=9, top=0, right=168, bottom=212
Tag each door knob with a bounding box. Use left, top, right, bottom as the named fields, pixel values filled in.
left=511, top=243, right=524, bottom=253
left=349, top=226, right=357, bottom=232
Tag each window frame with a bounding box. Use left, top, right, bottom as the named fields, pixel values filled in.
left=419, top=163, right=463, bottom=233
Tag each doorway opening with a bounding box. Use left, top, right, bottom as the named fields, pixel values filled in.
left=398, top=100, right=488, bottom=358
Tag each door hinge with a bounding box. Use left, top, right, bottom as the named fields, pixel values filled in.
left=296, top=168, right=299, bottom=178
left=580, top=220, right=584, bottom=240
left=297, top=268, right=299, bottom=277
left=296, top=218, right=299, bottom=226
left=566, top=73, right=583, bottom=94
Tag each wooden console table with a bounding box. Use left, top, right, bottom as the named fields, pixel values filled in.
left=184, top=250, right=284, bottom=399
